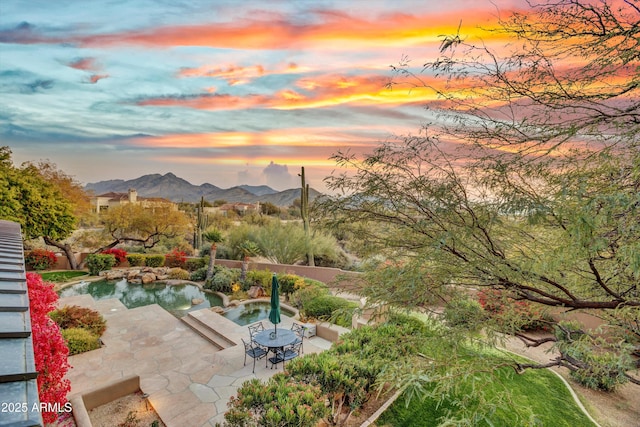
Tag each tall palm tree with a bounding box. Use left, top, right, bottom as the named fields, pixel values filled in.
left=202, top=228, right=223, bottom=282
left=238, top=240, right=261, bottom=281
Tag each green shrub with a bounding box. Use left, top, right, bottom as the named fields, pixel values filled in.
left=225, top=375, right=328, bottom=427
left=205, top=266, right=239, bottom=293
left=190, top=266, right=208, bottom=281
left=49, top=305, right=106, bottom=336
left=276, top=273, right=301, bottom=296
left=291, top=281, right=330, bottom=310
left=443, top=297, right=486, bottom=330
left=25, top=248, right=57, bottom=271
left=185, top=257, right=206, bottom=271
left=243, top=269, right=272, bottom=290
left=61, top=327, right=101, bottom=355
left=85, top=254, right=116, bottom=276
left=168, top=267, right=190, bottom=280
left=304, top=295, right=357, bottom=327
left=100, top=248, right=128, bottom=266
left=126, top=254, right=145, bottom=267
left=145, top=254, right=165, bottom=267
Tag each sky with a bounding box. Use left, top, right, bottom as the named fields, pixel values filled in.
left=0, top=0, right=530, bottom=192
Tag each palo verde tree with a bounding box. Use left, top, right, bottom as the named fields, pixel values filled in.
left=99, top=203, right=191, bottom=252
left=322, top=0, right=640, bottom=397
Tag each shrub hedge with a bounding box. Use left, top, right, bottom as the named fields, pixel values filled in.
left=85, top=254, right=116, bottom=276
left=185, top=257, right=206, bottom=271
left=168, top=268, right=190, bottom=280
left=25, top=249, right=57, bottom=271
left=49, top=305, right=107, bottom=336
left=145, top=254, right=165, bottom=267
left=61, top=328, right=101, bottom=355
left=126, top=254, right=145, bottom=266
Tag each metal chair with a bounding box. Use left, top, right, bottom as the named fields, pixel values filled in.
left=269, top=341, right=303, bottom=369
left=290, top=322, right=306, bottom=354
left=248, top=322, right=265, bottom=339
left=242, top=338, right=267, bottom=373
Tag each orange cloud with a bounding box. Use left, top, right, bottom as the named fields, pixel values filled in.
left=136, top=72, right=449, bottom=111
left=68, top=57, right=99, bottom=71
left=67, top=9, right=510, bottom=50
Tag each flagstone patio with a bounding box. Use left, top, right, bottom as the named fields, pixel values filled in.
left=59, top=294, right=333, bottom=427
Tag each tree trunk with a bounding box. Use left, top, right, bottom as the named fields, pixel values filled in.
left=241, top=255, right=249, bottom=281
left=206, top=243, right=217, bottom=281
left=43, top=237, right=79, bottom=270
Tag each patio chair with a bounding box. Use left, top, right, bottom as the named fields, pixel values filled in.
left=242, top=338, right=268, bottom=373
left=248, top=322, right=265, bottom=339
left=290, top=322, right=306, bottom=354
left=269, top=341, right=303, bottom=369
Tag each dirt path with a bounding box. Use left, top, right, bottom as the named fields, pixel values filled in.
left=501, top=334, right=640, bottom=427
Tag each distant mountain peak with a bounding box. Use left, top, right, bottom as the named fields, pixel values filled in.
left=84, top=172, right=320, bottom=206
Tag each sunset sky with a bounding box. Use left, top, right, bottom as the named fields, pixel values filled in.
left=0, top=0, right=530, bottom=192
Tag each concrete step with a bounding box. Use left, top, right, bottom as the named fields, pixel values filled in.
left=181, top=311, right=237, bottom=350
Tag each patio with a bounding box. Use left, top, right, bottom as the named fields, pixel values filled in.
left=59, top=294, right=334, bottom=427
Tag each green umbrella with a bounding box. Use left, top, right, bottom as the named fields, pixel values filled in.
left=269, top=274, right=281, bottom=333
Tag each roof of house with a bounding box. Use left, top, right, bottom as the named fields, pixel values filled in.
left=95, top=192, right=173, bottom=204
left=0, top=220, right=42, bottom=426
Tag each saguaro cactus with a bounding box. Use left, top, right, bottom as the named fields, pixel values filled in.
left=300, top=167, right=314, bottom=266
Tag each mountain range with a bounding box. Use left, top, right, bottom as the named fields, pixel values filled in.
left=84, top=172, right=321, bottom=206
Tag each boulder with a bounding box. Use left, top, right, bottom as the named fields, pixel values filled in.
left=141, top=273, right=156, bottom=284
left=247, top=286, right=265, bottom=298
left=192, top=298, right=204, bottom=305
left=156, top=274, right=169, bottom=281
left=210, top=306, right=225, bottom=314
left=105, top=270, right=125, bottom=280
left=129, top=278, right=142, bottom=284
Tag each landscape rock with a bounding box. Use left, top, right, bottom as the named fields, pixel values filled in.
left=247, top=286, right=265, bottom=298
left=228, top=300, right=240, bottom=307
left=105, top=270, right=125, bottom=280
left=210, top=306, right=225, bottom=314
left=192, top=298, right=204, bottom=305
left=141, top=273, right=156, bottom=284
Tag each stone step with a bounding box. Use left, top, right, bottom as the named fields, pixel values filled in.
left=181, top=311, right=237, bottom=350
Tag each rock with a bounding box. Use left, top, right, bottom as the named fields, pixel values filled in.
left=105, top=270, right=125, bottom=280
left=141, top=273, right=156, bottom=284
left=192, top=298, right=204, bottom=305
left=210, top=306, right=225, bottom=314
left=156, top=275, right=169, bottom=281
left=247, top=286, right=265, bottom=298
left=127, top=270, right=141, bottom=279
left=129, top=278, right=142, bottom=284
left=228, top=300, right=240, bottom=307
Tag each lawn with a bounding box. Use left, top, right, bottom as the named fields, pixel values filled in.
left=39, top=270, right=89, bottom=283
left=376, top=363, right=596, bottom=427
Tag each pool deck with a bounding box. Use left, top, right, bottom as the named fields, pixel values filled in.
left=59, top=295, right=334, bottom=427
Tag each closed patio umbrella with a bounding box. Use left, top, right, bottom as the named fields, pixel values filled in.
left=269, top=273, right=281, bottom=333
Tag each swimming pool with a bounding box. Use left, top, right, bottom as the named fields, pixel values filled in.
left=221, top=301, right=295, bottom=326
left=58, top=279, right=223, bottom=317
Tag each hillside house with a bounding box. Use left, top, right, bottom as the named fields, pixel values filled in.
left=91, top=189, right=177, bottom=213
left=204, top=202, right=260, bottom=216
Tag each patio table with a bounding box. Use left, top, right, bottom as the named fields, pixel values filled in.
left=252, top=329, right=297, bottom=368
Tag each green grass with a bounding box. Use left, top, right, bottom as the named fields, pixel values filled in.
left=39, top=270, right=89, bottom=283
left=376, top=365, right=596, bottom=427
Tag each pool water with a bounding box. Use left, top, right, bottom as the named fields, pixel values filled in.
left=58, top=279, right=223, bottom=318
left=222, top=302, right=294, bottom=326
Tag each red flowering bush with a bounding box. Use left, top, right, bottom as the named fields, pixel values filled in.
left=27, top=272, right=71, bottom=424
left=165, top=248, right=187, bottom=268
left=477, top=289, right=551, bottom=332
left=100, top=248, right=128, bottom=266
left=25, top=248, right=57, bottom=271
